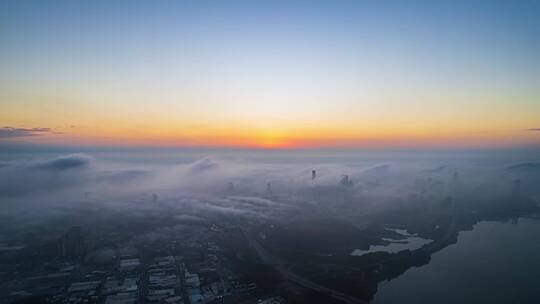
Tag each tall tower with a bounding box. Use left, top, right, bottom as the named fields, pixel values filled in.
left=340, top=175, right=352, bottom=187
left=58, top=226, right=83, bottom=259
left=227, top=181, right=235, bottom=193
left=311, top=170, right=317, bottom=180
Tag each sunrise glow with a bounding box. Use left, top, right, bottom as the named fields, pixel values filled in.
left=1, top=1, right=539, bottom=149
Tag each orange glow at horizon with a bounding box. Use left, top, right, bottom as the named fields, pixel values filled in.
left=1, top=1, right=540, bottom=150
left=6, top=123, right=537, bottom=149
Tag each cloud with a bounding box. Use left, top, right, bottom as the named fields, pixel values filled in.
left=0, top=153, right=156, bottom=199
left=1, top=150, right=538, bottom=225
left=96, top=169, right=148, bottom=184
left=188, top=156, right=220, bottom=173
left=0, top=154, right=94, bottom=197
left=33, top=154, right=93, bottom=170
left=0, top=127, right=54, bottom=138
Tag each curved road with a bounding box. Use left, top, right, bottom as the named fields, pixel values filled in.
left=245, top=215, right=456, bottom=304
left=244, top=231, right=368, bottom=304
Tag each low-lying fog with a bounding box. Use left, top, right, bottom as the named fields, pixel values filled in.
left=1, top=149, right=539, bottom=229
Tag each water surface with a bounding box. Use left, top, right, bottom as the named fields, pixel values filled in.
left=351, top=229, right=432, bottom=256
left=373, top=218, right=540, bottom=304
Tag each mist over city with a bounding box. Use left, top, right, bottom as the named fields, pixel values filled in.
left=1, top=1, right=540, bottom=304
left=1, top=149, right=539, bottom=303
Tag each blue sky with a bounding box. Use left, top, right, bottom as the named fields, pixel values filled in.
left=1, top=0, right=539, bottom=148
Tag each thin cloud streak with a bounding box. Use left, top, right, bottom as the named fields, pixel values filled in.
left=0, top=127, right=54, bottom=138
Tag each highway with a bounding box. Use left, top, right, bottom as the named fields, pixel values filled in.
left=244, top=214, right=457, bottom=304
left=244, top=231, right=369, bottom=304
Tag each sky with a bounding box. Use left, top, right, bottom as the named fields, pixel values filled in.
left=0, top=0, right=539, bottom=149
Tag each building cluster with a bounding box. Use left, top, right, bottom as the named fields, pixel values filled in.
left=182, top=241, right=232, bottom=303
left=1, top=219, right=285, bottom=304
left=146, top=256, right=182, bottom=303
left=102, top=276, right=139, bottom=304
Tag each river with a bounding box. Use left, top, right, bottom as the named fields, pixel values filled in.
left=373, top=217, right=540, bottom=304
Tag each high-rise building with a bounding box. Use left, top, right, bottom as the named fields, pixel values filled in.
left=227, top=181, right=235, bottom=193
left=312, top=170, right=317, bottom=180
left=58, top=226, right=83, bottom=259
left=340, top=175, right=352, bottom=187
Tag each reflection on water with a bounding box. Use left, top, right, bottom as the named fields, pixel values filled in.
left=351, top=228, right=432, bottom=256
left=373, top=218, right=540, bottom=304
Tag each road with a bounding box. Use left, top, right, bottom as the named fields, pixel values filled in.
left=244, top=231, right=369, bottom=304
left=244, top=215, right=457, bottom=304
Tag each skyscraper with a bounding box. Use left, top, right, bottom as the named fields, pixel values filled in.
left=58, top=226, right=83, bottom=259
left=266, top=182, right=272, bottom=195
left=340, top=175, right=353, bottom=187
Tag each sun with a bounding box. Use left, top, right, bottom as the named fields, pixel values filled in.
left=254, top=132, right=290, bottom=149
